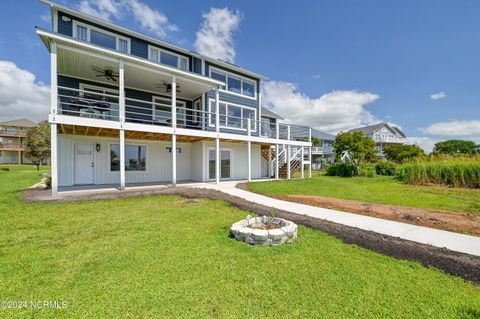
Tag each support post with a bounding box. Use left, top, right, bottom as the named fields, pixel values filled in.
left=120, top=129, right=125, bottom=190
left=215, top=88, right=220, bottom=184
left=287, top=126, right=291, bottom=179
left=119, top=60, right=125, bottom=123
left=171, top=74, right=177, bottom=186
left=247, top=118, right=251, bottom=182
left=308, top=128, right=312, bottom=178
left=17, top=150, right=21, bottom=165
left=301, top=147, right=305, bottom=179
left=172, top=134, right=177, bottom=187
left=268, top=146, right=272, bottom=178
left=275, top=144, right=279, bottom=179
left=50, top=41, right=58, bottom=195
left=51, top=124, right=58, bottom=195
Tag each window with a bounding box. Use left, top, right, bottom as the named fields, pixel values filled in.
left=209, top=67, right=257, bottom=98
left=110, top=144, right=146, bottom=171
left=227, top=76, right=242, bottom=94
left=118, top=38, right=129, bottom=53
left=76, top=25, right=87, bottom=41
left=90, top=29, right=116, bottom=50
left=73, top=21, right=130, bottom=54
left=148, top=45, right=189, bottom=71
left=242, top=80, right=255, bottom=97
left=208, top=99, right=257, bottom=131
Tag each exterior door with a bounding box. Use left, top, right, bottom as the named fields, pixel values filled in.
left=74, top=144, right=94, bottom=185
left=208, top=149, right=231, bottom=180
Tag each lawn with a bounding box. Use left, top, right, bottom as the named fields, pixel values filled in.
left=0, top=168, right=479, bottom=318
left=250, top=171, right=480, bottom=215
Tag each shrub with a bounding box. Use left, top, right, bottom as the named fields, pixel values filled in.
left=0, top=167, right=10, bottom=171
left=396, top=157, right=480, bottom=188
left=359, top=164, right=376, bottom=178
left=375, top=161, right=396, bottom=176
left=326, top=163, right=356, bottom=177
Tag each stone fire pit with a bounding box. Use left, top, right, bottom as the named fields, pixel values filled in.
left=230, top=215, right=298, bottom=245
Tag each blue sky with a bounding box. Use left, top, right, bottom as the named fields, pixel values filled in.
left=0, top=0, right=479, bottom=151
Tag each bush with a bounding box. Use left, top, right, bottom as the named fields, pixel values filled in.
left=396, top=157, right=480, bottom=188
left=0, top=167, right=10, bottom=171
left=359, top=164, right=376, bottom=178
left=326, top=163, right=356, bottom=177
left=375, top=161, right=396, bottom=176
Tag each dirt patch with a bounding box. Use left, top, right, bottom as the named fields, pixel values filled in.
left=22, top=187, right=480, bottom=284
left=270, top=195, right=480, bottom=236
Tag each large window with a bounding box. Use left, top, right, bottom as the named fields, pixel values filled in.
left=73, top=21, right=130, bottom=54
left=148, top=45, right=189, bottom=71
left=209, top=100, right=256, bottom=131
left=110, top=144, right=146, bottom=171
left=209, top=67, right=257, bottom=98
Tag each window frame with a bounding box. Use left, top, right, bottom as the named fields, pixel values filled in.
left=73, top=20, right=131, bottom=54
left=147, top=44, right=189, bottom=71
left=109, top=143, right=147, bottom=172
left=208, top=99, right=257, bottom=132
left=209, top=67, right=257, bottom=99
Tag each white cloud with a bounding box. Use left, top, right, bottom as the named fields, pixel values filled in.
left=410, top=137, right=437, bottom=154
left=312, top=74, right=321, bottom=80
left=77, top=0, right=178, bottom=38
left=40, top=12, right=51, bottom=23
left=430, top=91, right=446, bottom=100
left=77, top=0, right=122, bottom=21
left=420, top=119, right=480, bottom=137
left=126, top=0, right=178, bottom=38
left=195, top=7, right=243, bottom=62
left=262, top=81, right=380, bottom=134
left=0, top=61, right=50, bottom=122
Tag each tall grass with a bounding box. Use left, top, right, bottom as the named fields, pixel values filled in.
left=396, top=155, right=480, bottom=188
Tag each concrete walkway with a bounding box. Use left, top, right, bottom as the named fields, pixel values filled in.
left=196, top=181, right=480, bottom=257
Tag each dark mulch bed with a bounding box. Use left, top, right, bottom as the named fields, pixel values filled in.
left=22, top=187, right=480, bottom=284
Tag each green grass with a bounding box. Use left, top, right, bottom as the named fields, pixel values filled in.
left=0, top=167, right=479, bottom=318
left=250, top=171, right=480, bottom=215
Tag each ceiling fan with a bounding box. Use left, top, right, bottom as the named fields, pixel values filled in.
left=156, top=82, right=181, bottom=94
left=91, top=66, right=118, bottom=82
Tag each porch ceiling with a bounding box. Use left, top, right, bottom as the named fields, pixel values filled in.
left=57, top=46, right=213, bottom=100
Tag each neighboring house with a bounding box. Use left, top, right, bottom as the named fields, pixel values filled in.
left=348, top=123, right=415, bottom=158
left=310, top=129, right=335, bottom=169
left=0, top=118, right=37, bottom=164
left=37, top=1, right=312, bottom=194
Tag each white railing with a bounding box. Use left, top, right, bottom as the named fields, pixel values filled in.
left=374, top=137, right=416, bottom=145
left=56, top=86, right=312, bottom=143
left=311, top=146, right=335, bottom=154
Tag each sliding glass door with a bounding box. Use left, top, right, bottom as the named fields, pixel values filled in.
left=208, top=149, right=231, bottom=180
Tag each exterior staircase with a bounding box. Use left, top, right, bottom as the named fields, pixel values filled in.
left=262, top=145, right=305, bottom=179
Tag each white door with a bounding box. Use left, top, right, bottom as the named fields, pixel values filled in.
left=74, top=144, right=94, bottom=185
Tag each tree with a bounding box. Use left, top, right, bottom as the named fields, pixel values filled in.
left=433, top=140, right=478, bottom=155
left=334, top=132, right=376, bottom=174
left=311, top=136, right=320, bottom=146
left=24, top=121, right=50, bottom=170
left=383, top=144, right=425, bottom=163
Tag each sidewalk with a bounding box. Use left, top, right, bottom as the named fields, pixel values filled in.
left=196, top=181, right=480, bottom=257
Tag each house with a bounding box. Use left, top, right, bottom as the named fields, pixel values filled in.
left=0, top=118, right=37, bottom=164
left=310, top=129, right=335, bottom=169
left=348, top=123, right=415, bottom=158
left=37, top=0, right=312, bottom=194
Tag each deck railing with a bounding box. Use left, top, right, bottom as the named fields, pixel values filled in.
left=56, top=86, right=311, bottom=142
left=0, top=129, right=28, bottom=137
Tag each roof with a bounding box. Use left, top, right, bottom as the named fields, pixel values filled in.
left=348, top=123, right=387, bottom=135
left=40, top=0, right=268, bottom=81
left=261, top=107, right=283, bottom=120
left=391, top=126, right=406, bottom=138
left=310, top=128, right=335, bottom=141
left=0, top=118, right=37, bottom=128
